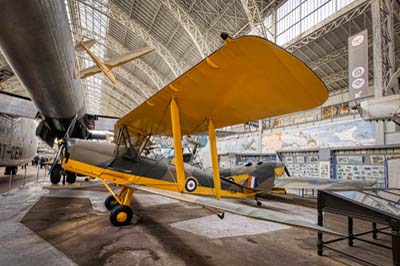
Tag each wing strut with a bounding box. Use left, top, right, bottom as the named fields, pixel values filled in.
left=170, top=98, right=185, bottom=192
left=208, top=119, right=222, bottom=200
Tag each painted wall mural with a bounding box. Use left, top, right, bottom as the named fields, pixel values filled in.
left=262, top=119, right=376, bottom=152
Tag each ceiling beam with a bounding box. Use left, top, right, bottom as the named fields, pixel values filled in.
left=161, top=0, right=211, bottom=58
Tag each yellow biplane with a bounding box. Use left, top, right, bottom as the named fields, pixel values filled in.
left=56, top=34, right=336, bottom=234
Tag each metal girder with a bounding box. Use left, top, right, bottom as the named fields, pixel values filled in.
left=239, top=0, right=273, bottom=39
left=112, top=67, right=154, bottom=99
left=285, top=0, right=370, bottom=52
left=161, top=0, right=211, bottom=58
left=100, top=81, right=137, bottom=112
left=109, top=1, right=186, bottom=77
left=372, top=0, right=395, bottom=96
left=181, top=0, right=235, bottom=62
left=322, top=70, right=347, bottom=87
left=101, top=77, right=142, bottom=107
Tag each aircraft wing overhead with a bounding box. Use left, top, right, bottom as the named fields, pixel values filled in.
left=104, top=47, right=155, bottom=68
left=80, top=65, right=101, bottom=79
left=0, top=91, right=38, bottom=119
left=128, top=184, right=343, bottom=236
left=115, top=36, right=328, bottom=136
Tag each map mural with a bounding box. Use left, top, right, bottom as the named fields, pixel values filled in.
left=262, top=119, right=376, bottom=152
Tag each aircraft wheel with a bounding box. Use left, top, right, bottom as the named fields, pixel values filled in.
left=256, top=200, right=262, bottom=207
left=104, top=195, right=120, bottom=211
left=66, top=171, right=77, bottom=184
left=109, top=205, right=132, bottom=226
left=50, top=164, right=62, bottom=184
left=5, top=167, right=17, bottom=175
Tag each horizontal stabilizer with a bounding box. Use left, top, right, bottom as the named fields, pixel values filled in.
left=128, top=184, right=343, bottom=236
left=0, top=91, right=37, bottom=118
left=75, top=39, right=96, bottom=52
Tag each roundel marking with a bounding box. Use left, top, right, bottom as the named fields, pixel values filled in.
left=185, top=177, right=198, bottom=192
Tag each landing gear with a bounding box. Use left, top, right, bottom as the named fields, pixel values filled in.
left=66, top=171, right=76, bottom=184
left=104, top=195, right=120, bottom=211
left=50, top=164, right=62, bottom=184
left=256, top=197, right=262, bottom=207
left=109, top=205, right=133, bottom=226
left=4, top=166, right=17, bottom=175
left=103, top=186, right=135, bottom=226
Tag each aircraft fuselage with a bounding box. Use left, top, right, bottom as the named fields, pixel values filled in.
left=0, top=0, right=88, bottom=146
left=0, top=114, right=37, bottom=167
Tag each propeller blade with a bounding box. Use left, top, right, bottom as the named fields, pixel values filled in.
left=64, top=114, right=78, bottom=140
left=48, top=114, right=78, bottom=176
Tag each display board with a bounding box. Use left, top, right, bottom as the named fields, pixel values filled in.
left=282, top=154, right=320, bottom=178
left=335, top=155, right=386, bottom=188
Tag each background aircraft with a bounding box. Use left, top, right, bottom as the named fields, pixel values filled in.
left=0, top=92, right=38, bottom=175
left=355, top=68, right=400, bottom=125
left=0, top=0, right=153, bottom=147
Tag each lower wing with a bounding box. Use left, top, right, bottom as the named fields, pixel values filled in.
left=274, top=177, right=376, bottom=190
left=128, top=184, right=343, bottom=236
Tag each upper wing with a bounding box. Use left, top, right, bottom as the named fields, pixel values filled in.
left=128, top=184, right=342, bottom=236
left=116, top=36, right=328, bottom=136
left=274, top=177, right=376, bottom=190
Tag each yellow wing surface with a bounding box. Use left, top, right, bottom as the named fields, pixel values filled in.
left=115, top=35, right=328, bottom=136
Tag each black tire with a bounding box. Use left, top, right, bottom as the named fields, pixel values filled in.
left=5, top=167, right=17, bottom=175
left=104, top=195, right=120, bottom=211
left=50, top=164, right=62, bottom=184
left=109, top=205, right=132, bottom=226
left=66, top=171, right=77, bottom=184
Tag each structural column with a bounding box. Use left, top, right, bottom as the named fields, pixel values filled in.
left=371, top=0, right=395, bottom=145
left=208, top=119, right=221, bottom=200
left=170, top=98, right=185, bottom=192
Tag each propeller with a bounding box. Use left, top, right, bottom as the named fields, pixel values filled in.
left=48, top=114, right=78, bottom=176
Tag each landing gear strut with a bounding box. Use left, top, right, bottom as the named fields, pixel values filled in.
left=4, top=166, right=17, bottom=175
left=256, top=197, right=262, bottom=207
left=50, top=164, right=77, bottom=185
left=103, top=186, right=135, bottom=226
left=50, top=164, right=62, bottom=184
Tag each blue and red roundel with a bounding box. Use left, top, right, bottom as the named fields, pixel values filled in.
left=185, top=177, right=198, bottom=192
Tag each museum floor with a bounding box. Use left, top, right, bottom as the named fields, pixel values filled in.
left=0, top=166, right=393, bottom=266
